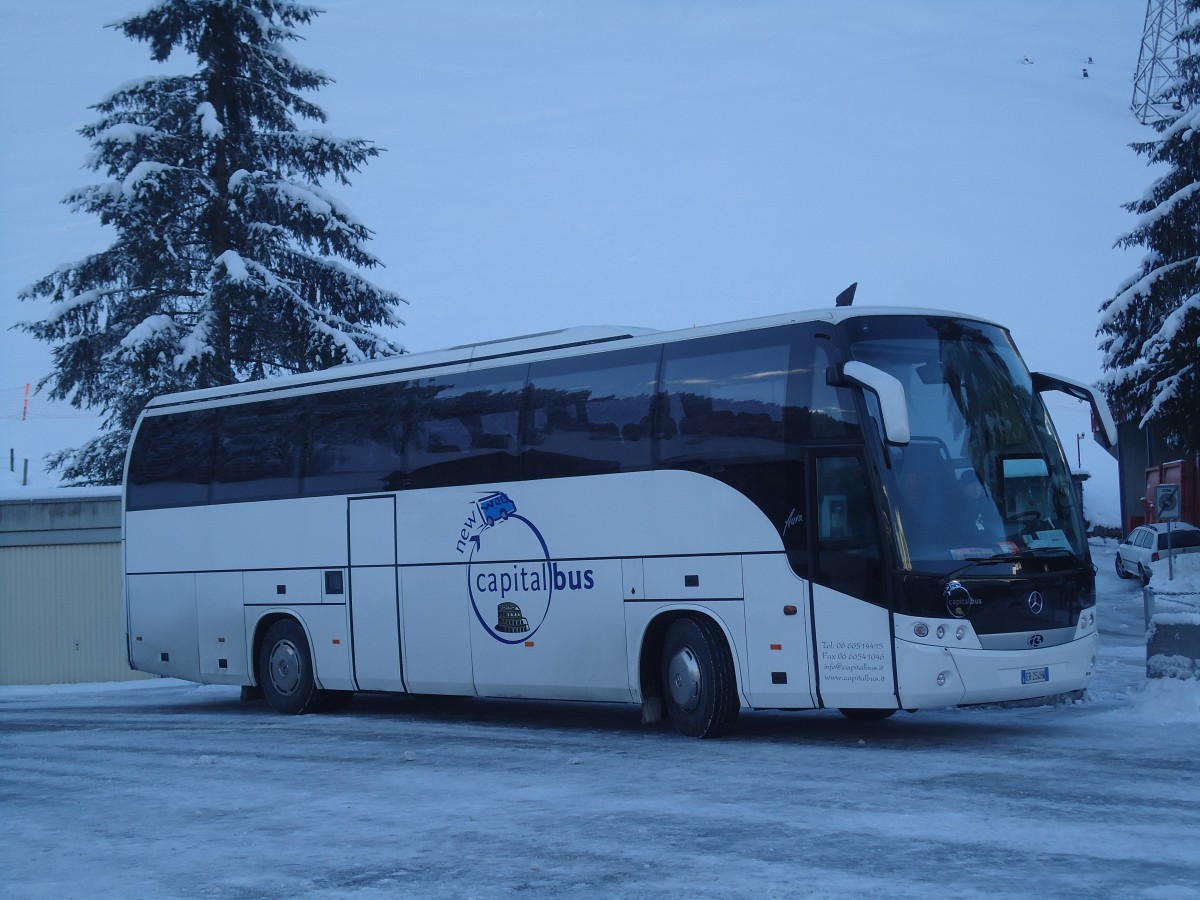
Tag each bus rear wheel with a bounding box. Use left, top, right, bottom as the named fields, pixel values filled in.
left=660, top=616, right=739, bottom=738
left=258, top=619, right=324, bottom=715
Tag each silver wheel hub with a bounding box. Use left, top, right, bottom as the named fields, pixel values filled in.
left=268, top=640, right=301, bottom=696
left=667, top=645, right=702, bottom=713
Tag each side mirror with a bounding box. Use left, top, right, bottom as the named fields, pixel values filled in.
left=838, top=361, right=911, bottom=446
left=1030, top=371, right=1117, bottom=451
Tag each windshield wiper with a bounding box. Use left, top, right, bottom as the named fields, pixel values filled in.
left=943, top=547, right=1079, bottom=580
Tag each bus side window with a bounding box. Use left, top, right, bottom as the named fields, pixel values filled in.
left=303, top=383, right=407, bottom=495
left=525, top=347, right=658, bottom=479
left=806, top=340, right=861, bottom=440
left=212, top=398, right=306, bottom=503
left=813, top=455, right=884, bottom=604
left=126, top=409, right=217, bottom=510
left=659, top=331, right=791, bottom=468
left=407, top=368, right=526, bottom=489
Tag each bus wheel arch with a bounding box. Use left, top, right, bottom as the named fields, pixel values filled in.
left=255, top=615, right=357, bottom=714
left=641, top=611, right=740, bottom=738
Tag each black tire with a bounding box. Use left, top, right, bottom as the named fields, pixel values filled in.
left=258, top=619, right=322, bottom=715
left=660, top=616, right=739, bottom=738
left=1115, top=554, right=1132, bottom=579
left=839, top=707, right=897, bottom=721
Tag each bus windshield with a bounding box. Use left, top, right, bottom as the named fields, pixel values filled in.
left=841, top=316, right=1086, bottom=572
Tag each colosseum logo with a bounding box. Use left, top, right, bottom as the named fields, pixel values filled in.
left=457, top=492, right=595, bottom=644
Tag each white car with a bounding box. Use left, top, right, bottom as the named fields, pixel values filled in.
left=1115, top=521, right=1200, bottom=584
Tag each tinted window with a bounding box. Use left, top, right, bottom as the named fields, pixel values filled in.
left=525, top=347, right=659, bottom=478
left=303, top=383, right=408, bottom=495
left=651, top=329, right=804, bottom=575
left=126, top=409, right=217, bottom=509
left=212, top=398, right=306, bottom=502
left=659, top=330, right=793, bottom=467
left=1159, top=529, right=1200, bottom=550
left=801, top=338, right=862, bottom=440
left=407, top=367, right=527, bottom=489
left=813, top=454, right=884, bottom=602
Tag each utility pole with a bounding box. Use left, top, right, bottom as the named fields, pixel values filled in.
left=1132, top=0, right=1190, bottom=125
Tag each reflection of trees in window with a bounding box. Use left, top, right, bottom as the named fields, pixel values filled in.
left=804, top=341, right=861, bottom=441
left=660, top=334, right=792, bottom=467
left=525, top=347, right=658, bottom=478
left=213, top=398, right=307, bottom=501
left=407, top=368, right=526, bottom=488
left=936, top=319, right=1033, bottom=475
left=127, top=324, right=872, bottom=511
left=303, top=384, right=408, bottom=495
left=127, top=409, right=217, bottom=509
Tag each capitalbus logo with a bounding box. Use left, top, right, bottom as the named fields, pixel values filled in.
left=456, top=492, right=595, bottom=644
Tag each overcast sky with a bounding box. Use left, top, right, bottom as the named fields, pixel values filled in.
left=0, top=0, right=1153, bottom=508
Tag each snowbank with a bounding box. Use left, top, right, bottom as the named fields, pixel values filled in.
left=1118, top=677, right=1200, bottom=723
left=1149, top=550, right=1200, bottom=594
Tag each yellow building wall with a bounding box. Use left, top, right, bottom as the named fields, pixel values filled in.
left=0, top=542, right=152, bottom=685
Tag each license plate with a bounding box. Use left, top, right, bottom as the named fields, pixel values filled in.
left=1021, top=667, right=1049, bottom=685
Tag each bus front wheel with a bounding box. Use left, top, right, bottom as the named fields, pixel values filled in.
left=660, top=616, right=739, bottom=738
left=258, top=619, right=323, bottom=715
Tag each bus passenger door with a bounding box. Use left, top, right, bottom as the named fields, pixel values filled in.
left=348, top=496, right=405, bottom=692
left=808, top=453, right=898, bottom=711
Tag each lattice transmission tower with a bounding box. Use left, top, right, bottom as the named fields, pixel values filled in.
left=1132, top=0, right=1191, bottom=124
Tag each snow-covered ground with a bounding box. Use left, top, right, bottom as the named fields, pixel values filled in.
left=2, top=540, right=1197, bottom=899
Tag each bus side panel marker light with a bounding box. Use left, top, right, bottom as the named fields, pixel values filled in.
left=332, top=639, right=341, bottom=645
left=684, top=575, right=699, bottom=587
left=783, top=605, right=797, bottom=616
left=218, top=659, right=228, bottom=669
left=276, top=584, right=286, bottom=595
left=136, top=636, right=143, bottom=642
left=771, top=672, right=788, bottom=685
left=770, top=643, right=782, bottom=651
left=160, top=652, right=169, bottom=663
left=218, top=637, right=225, bottom=643
left=525, top=641, right=535, bottom=648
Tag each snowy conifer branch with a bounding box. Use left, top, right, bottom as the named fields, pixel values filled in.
left=1097, top=0, right=1200, bottom=455
left=17, top=0, right=405, bottom=485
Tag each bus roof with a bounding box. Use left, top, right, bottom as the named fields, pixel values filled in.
left=141, top=305, right=1005, bottom=412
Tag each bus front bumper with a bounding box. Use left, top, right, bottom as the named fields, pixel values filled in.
left=894, top=631, right=1099, bottom=710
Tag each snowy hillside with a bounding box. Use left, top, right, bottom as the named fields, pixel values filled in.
left=0, top=1, right=1152, bottom=516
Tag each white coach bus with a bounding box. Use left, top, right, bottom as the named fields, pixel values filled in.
left=122, top=306, right=1115, bottom=737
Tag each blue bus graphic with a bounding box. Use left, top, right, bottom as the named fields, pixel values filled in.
left=477, top=492, right=517, bottom=526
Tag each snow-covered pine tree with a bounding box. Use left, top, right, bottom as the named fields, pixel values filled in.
left=1098, top=0, right=1200, bottom=456
left=18, top=0, right=405, bottom=485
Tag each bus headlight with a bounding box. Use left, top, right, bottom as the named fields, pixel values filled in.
left=955, top=625, right=965, bottom=641
left=914, top=623, right=929, bottom=637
